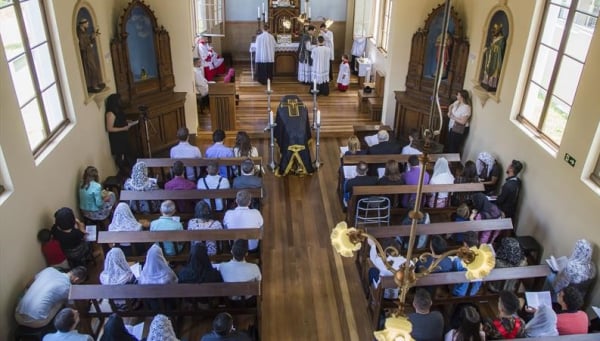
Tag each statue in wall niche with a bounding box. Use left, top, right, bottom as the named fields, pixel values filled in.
left=77, top=17, right=105, bottom=93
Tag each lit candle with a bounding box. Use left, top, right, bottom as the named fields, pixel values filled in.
left=308, top=6, right=311, bottom=19
left=316, top=110, right=321, bottom=125
left=265, top=9, right=268, bottom=23
left=313, top=78, right=317, bottom=92
left=269, top=110, right=274, bottom=125
left=262, top=2, right=265, bottom=14
left=267, top=78, right=271, bottom=92
left=257, top=7, right=260, bottom=19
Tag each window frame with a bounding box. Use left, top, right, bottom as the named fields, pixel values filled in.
left=1, top=0, right=70, bottom=158
left=192, top=0, right=225, bottom=37
left=516, top=0, right=598, bottom=151
left=376, top=0, right=392, bottom=53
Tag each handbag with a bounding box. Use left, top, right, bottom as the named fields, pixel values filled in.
left=451, top=121, right=466, bottom=134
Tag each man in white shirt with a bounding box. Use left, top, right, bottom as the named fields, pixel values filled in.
left=401, top=129, right=422, bottom=155
left=219, top=239, right=262, bottom=296
left=254, top=24, right=276, bottom=85
left=311, top=36, right=331, bottom=96
left=319, top=23, right=334, bottom=80
left=170, top=127, right=202, bottom=180
left=194, top=58, right=209, bottom=114
left=197, top=160, right=230, bottom=211
left=15, top=266, right=87, bottom=328
left=223, top=190, right=263, bottom=252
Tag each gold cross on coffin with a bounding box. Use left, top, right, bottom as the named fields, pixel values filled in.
left=279, top=99, right=304, bottom=117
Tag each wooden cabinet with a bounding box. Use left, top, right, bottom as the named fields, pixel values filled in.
left=111, top=0, right=186, bottom=157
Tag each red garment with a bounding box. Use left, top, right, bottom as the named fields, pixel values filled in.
left=557, top=311, right=588, bottom=335
left=41, top=239, right=67, bottom=266
left=203, top=63, right=226, bottom=81
left=337, top=83, right=349, bottom=91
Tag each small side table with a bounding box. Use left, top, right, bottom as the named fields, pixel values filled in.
left=357, top=58, right=372, bottom=87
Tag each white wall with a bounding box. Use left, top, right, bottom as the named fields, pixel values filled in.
left=0, top=0, right=121, bottom=336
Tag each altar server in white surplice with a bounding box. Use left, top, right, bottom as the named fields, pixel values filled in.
left=255, top=24, right=276, bottom=85
left=311, top=36, right=331, bottom=96
left=319, top=23, right=334, bottom=80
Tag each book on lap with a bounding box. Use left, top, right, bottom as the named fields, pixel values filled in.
left=525, top=291, right=552, bottom=309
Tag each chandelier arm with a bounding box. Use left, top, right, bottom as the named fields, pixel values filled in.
left=361, top=232, right=400, bottom=274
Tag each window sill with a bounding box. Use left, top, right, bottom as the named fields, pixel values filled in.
left=513, top=117, right=558, bottom=158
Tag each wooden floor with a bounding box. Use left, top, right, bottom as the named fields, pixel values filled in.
left=195, top=68, right=376, bottom=339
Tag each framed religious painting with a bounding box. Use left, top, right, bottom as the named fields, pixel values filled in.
left=473, top=1, right=513, bottom=105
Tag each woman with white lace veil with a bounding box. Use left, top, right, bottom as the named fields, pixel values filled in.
left=108, top=203, right=148, bottom=254
left=100, top=247, right=135, bottom=285
left=551, top=239, right=596, bottom=298
left=428, top=157, right=455, bottom=208
left=146, top=314, right=179, bottom=341
left=123, top=161, right=159, bottom=213
left=476, top=152, right=501, bottom=194
left=138, top=244, right=177, bottom=285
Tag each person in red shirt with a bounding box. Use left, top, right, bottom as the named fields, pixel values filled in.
left=37, top=229, right=69, bottom=270
left=556, top=286, right=589, bottom=335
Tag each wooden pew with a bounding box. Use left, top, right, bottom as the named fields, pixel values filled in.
left=70, top=281, right=261, bottom=339
left=139, top=157, right=263, bottom=182
left=357, top=70, right=385, bottom=115
left=120, top=187, right=263, bottom=222
left=368, top=265, right=551, bottom=329
left=97, top=228, right=262, bottom=263
left=355, top=219, right=514, bottom=296
left=346, top=183, right=484, bottom=223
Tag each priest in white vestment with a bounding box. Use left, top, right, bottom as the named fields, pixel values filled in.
left=311, top=36, right=331, bottom=96
left=255, top=25, right=276, bottom=85
left=319, top=23, right=334, bottom=80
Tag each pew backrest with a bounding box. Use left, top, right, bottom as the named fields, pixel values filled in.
left=139, top=157, right=263, bottom=181
left=97, top=228, right=263, bottom=244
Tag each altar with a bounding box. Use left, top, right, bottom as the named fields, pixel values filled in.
left=249, top=42, right=299, bottom=77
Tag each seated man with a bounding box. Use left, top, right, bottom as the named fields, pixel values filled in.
left=219, top=239, right=262, bottom=301
left=367, top=130, right=402, bottom=176
left=343, top=161, right=378, bottom=205
left=416, top=235, right=453, bottom=273
left=205, top=129, right=234, bottom=177
left=170, top=127, right=202, bottom=180
left=165, top=160, right=196, bottom=213
left=197, top=160, right=231, bottom=211
left=233, top=159, right=262, bottom=189
left=200, top=312, right=252, bottom=341
left=483, top=290, right=526, bottom=339
left=556, top=286, right=588, bottom=335
left=408, top=289, right=444, bottom=341
left=42, top=308, right=92, bottom=341
left=223, top=190, right=263, bottom=252
left=402, top=155, right=430, bottom=208
left=149, top=200, right=184, bottom=256
left=15, top=266, right=87, bottom=329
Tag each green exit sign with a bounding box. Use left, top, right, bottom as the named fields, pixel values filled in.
left=564, top=153, right=576, bottom=167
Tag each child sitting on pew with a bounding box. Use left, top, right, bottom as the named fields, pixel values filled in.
left=37, top=228, right=70, bottom=270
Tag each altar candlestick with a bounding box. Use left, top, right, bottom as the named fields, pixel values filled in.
left=308, top=7, right=311, bottom=19
left=267, top=78, right=271, bottom=92
left=262, top=2, right=265, bottom=15
left=269, top=110, right=274, bottom=125
left=316, top=110, right=321, bottom=125
left=265, top=10, right=268, bottom=23
left=257, top=7, right=260, bottom=20
left=313, top=78, right=317, bottom=91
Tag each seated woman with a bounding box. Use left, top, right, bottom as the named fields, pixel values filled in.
left=138, top=244, right=178, bottom=311
left=79, top=166, right=116, bottom=222
left=178, top=244, right=222, bottom=284
left=51, top=207, right=90, bottom=267
left=377, top=160, right=404, bottom=207
left=187, top=201, right=223, bottom=256
left=99, top=247, right=136, bottom=311
left=488, top=237, right=528, bottom=293
left=124, top=161, right=159, bottom=213
left=550, top=239, right=596, bottom=300
left=556, top=286, right=589, bottom=335
left=524, top=305, right=558, bottom=337
left=99, top=313, right=138, bottom=341
left=138, top=244, right=178, bottom=285
left=452, top=160, right=478, bottom=206
left=233, top=131, right=261, bottom=175
left=477, top=152, right=501, bottom=195
left=342, top=135, right=366, bottom=157
left=146, top=314, right=179, bottom=341
left=428, top=157, right=454, bottom=208
left=470, top=193, right=503, bottom=244
left=445, top=305, right=486, bottom=341
left=108, top=203, right=149, bottom=255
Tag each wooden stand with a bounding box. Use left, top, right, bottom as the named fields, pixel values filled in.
left=208, top=83, right=237, bottom=131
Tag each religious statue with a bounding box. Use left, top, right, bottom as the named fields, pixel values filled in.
left=434, top=31, right=453, bottom=79
left=480, top=23, right=506, bottom=92
left=77, top=18, right=104, bottom=93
